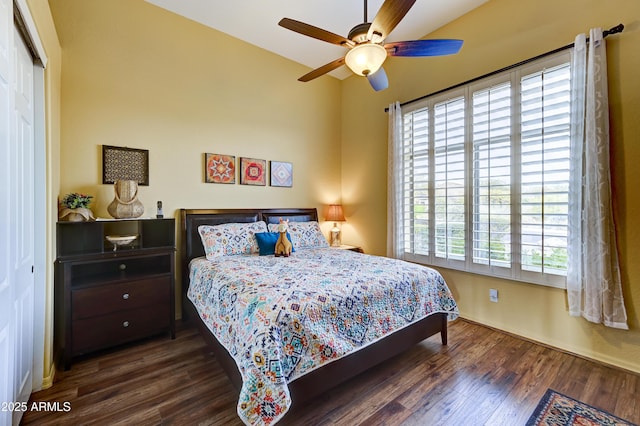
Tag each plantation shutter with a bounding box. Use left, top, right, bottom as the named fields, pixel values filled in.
left=403, top=109, right=430, bottom=255
left=519, top=63, right=571, bottom=277
left=433, top=97, right=465, bottom=261
left=472, top=82, right=512, bottom=269
left=399, top=51, right=571, bottom=287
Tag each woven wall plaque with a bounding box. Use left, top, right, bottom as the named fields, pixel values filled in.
left=102, top=145, right=149, bottom=186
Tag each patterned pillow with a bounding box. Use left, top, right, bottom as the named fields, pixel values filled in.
left=198, top=221, right=267, bottom=259
left=267, top=221, right=329, bottom=249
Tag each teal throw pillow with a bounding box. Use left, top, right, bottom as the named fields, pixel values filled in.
left=255, top=232, right=295, bottom=256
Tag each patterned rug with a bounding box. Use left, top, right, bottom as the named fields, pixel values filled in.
left=526, top=388, right=638, bottom=426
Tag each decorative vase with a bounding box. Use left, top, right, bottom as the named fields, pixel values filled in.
left=107, top=180, right=144, bottom=219
left=59, top=207, right=95, bottom=222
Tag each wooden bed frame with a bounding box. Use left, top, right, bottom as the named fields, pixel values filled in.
left=179, top=208, right=448, bottom=408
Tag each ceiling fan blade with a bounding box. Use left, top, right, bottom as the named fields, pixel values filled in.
left=367, top=67, right=389, bottom=91
left=367, top=0, right=417, bottom=42
left=279, top=18, right=353, bottom=47
left=386, top=39, right=464, bottom=57
left=298, top=57, right=346, bottom=82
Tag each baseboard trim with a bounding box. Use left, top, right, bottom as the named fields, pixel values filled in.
left=40, top=362, right=56, bottom=389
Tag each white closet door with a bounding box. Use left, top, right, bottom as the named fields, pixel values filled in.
left=12, top=25, right=35, bottom=424
left=0, top=1, right=35, bottom=424
left=0, top=0, right=16, bottom=424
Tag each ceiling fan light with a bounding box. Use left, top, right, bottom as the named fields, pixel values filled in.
left=345, top=43, right=387, bottom=76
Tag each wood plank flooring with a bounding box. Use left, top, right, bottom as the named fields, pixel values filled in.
left=21, top=319, right=640, bottom=425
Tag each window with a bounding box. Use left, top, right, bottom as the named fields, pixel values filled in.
left=401, top=52, right=571, bottom=287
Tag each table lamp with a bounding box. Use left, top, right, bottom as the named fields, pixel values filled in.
left=326, top=204, right=346, bottom=247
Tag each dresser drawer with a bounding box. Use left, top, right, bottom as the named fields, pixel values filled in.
left=72, top=277, right=171, bottom=320
left=72, top=304, right=170, bottom=354
left=69, top=253, right=173, bottom=287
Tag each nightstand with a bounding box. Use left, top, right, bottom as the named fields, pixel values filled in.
left=332, top=244, right=364, bottom=253
left=54, top=218, right=175, bottom=370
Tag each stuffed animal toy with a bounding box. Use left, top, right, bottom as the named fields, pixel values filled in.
left=274, top=218, right=293, bottom=257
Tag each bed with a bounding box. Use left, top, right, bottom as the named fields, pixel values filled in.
left=180, top=208, right=458, bottom=425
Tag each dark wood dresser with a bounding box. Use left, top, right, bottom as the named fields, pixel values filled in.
left=54, top=218, right=175, bottom=370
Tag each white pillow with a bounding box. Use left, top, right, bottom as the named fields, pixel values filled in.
left=267, top=221, right=329, bottom=249
left=198, top=221, right=267, bottom=259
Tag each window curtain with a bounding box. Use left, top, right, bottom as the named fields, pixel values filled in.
left=567, top=29, right=628, bottom=329
left=387, top=102, right=404, bottom=259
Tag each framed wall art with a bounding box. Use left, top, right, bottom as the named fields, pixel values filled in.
left=205, top=153, right=236, bottom=184
left=270, top=161, right=293, bottom=187
left=102, top=145, right=149, bottom=186
left=240, top=157, right=266, bottom=186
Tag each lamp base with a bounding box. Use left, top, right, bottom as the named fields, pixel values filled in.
left=330, top=224, right=341, bottom=247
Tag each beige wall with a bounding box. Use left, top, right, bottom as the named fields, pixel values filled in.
left=49, top=0, right=343, bottom=219
left=342, top=0, right=640, bottom=373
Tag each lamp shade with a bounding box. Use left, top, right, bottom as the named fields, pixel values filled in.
left=345, top=43, right=387, bottom=76
left=326, top=204, right=346, bottom=222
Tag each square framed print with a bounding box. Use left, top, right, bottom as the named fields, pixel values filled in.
left=240, top=157, right=266, bottom=186
left=270, top=161, right=293, bottom=187
left=205, top=153, right=236, bottom=184
left=102, top=145, right=149, bottom=186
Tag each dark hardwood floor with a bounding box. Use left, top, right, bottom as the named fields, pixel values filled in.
left=21, top=319, right=640, bottom=425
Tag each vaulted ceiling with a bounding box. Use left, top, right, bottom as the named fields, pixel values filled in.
left=145, top=0, right=488, bottom=79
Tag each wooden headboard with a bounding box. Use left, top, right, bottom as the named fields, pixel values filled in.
left=179, top=208, right=318, bottom=309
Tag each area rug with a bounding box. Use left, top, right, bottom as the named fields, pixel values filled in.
left=526, top=388, right=637, bottom=426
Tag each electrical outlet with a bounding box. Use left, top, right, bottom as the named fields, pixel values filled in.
left=489, top=288, right=499, bottom=303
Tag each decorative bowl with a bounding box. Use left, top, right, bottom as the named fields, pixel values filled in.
left=105, top=234, right=138, bottom=251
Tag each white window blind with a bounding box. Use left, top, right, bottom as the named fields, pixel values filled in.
left=434, top=97, right=466, bottom=262
left=520, top=64, right=571, bottom=279
left=472, top=83, right=512, bottom=270
left=401, top=52, right=571, bottom=287
left=403, top=109, right=429, bottom=255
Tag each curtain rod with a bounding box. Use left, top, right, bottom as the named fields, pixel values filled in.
left=385, top=23, right=624, bottom=112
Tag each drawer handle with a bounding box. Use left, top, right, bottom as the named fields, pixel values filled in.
left=123, top=321, right=129, bottom=328
left=119, top=264, right=126, bottom=271
left=122, top=293, right=129, bottom=300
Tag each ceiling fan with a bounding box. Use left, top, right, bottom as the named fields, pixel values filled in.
left=278, top=0, right=464, bottom=91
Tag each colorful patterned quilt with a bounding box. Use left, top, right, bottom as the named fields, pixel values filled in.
left=187, top=248, right=458, bottom=426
